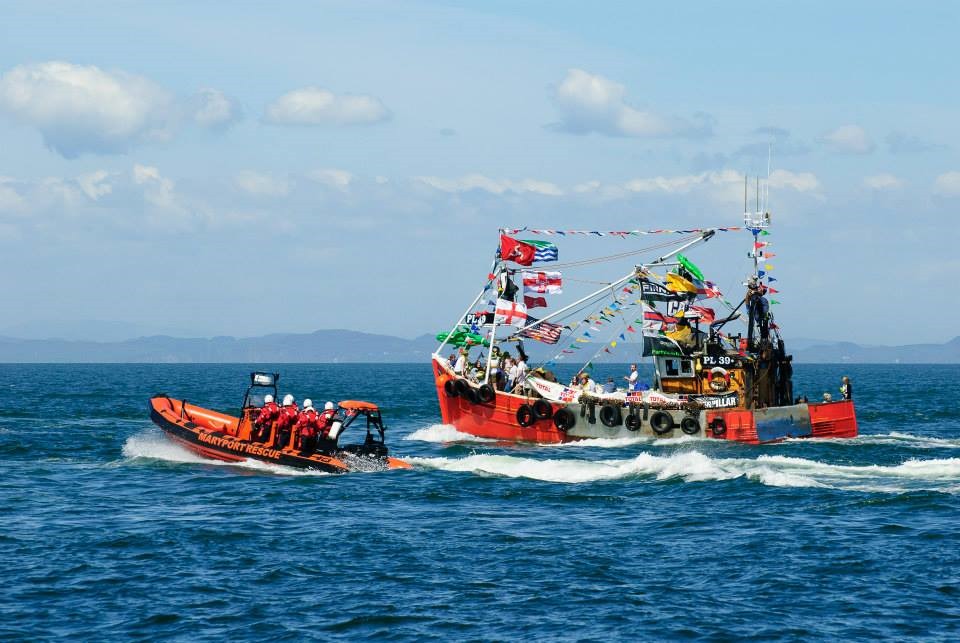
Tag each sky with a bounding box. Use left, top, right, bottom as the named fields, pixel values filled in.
left=0, top=0, right=958, bottom=345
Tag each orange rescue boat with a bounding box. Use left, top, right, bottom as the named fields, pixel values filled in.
left=148, top=372, right=411, bottom=473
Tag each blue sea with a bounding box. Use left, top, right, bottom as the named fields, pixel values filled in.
left=1, top=363, right=958, bottom=641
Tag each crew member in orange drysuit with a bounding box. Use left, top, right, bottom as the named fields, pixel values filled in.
left=253, top=394, right=280, bottom=442
left=274, top=394, right=299, bottom=449
left=294, top=399, right=320, bottom=454
left=317, top=401, right=338, bottom=440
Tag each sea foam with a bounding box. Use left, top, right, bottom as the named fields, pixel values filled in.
left=407, top=450, right=960, bottom=492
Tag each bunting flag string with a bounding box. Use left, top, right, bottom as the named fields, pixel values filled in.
left=503, top=227, right=742, bottom=237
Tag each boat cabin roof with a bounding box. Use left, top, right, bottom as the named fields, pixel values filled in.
left=339, top=400, right=379, bottom=411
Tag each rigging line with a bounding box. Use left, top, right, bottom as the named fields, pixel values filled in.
left=546, top=235, right=700, bottom=270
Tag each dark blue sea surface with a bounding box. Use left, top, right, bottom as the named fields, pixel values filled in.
left=1, top=363, right=959, bottom=641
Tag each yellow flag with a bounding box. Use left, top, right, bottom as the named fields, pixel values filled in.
left=575, top=338, right=589, bottom=343
left=764, top=264, right=774, bottom=271
left=666, top=272, right=697, bottom=293
left=611, top=341, right=617, bottom=347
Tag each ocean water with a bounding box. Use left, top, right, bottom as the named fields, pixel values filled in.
left=1, top=363, right=958, bottom=641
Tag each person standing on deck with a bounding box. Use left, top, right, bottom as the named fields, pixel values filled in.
left=253, top=394, right=280, bottom=443
left=453, top=349, right=467, bottom=375
left=318, top=402, right=338, bottom=439
left=274, top=394, right=299, bottom=450
left=840, top=376, right=853, bottom=400
left=294, top=399, right=320, bottom=454
left=624, top=364, right=639, bottom=391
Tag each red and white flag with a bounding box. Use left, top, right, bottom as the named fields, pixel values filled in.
left=494, top=298, right=528, bottom=326
left=521, top=271, right=562, bottom=294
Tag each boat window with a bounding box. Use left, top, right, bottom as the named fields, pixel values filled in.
left=664, top=359, right=679, bottom=376
left=659, top=357, right=695, bottom=379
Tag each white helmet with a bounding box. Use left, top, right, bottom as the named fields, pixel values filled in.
left=282, top=394, right=295, bottom=406
left=303, top=399, right=313, bottom=409
left=324, top=401, right=335, bottom=411
left=263, top=394, right=274, bottom=404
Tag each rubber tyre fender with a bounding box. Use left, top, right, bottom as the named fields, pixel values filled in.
left=680, top=415, right=701, bottom=436
left=553, top=408, right=575, bottom=432
left=477, top=384, right=496, bottom=404
left=465, top=387, right=480, bottom=405
left=443, top=379, right=459, bottom=398
left=455, top=378, right=472, bottom=397
left=516, top=404, right=536, bottom=427
left=710, top=418, right=727, bottom=437
left=624, top=413, right=641, bottom=431
left=599, top=404, right=622, bottom=428
left=532, top=399, right=553, bottom=420
left=649, top=410, right=674, bottom=435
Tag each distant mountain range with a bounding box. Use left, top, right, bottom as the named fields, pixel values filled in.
left=1, top=329, right=959, bottom=363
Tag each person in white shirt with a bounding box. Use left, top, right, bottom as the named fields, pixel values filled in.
left=453, top=350, right=467, bottom=375
left=514, top=357, right=528, bottom=388
left=624, top=363, right=639, bottom=391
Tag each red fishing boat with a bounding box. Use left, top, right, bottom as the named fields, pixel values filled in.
left=432, top=202, right=857, bottom=445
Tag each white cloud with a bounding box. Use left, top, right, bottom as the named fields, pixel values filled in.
left=190, top=88, right=241, bottom=129
left=822, top=124, right=874, bottom=154
left=0, top=61, right=175, bottom=158
left=0, top=62, right=240, bottom=157
left=934, top=171, right=960, bottom=196
left=768, top=169, right=821, bottom=192
left=550, top=68, right=710, bottom=138
left=863, top=173, right=904, bottom=190
left=264, top=87, right=389, bottom=126
left=77, top=170, right=116, bottom=200
left=623, top=170, right=742, bottom=194
left=133, top=164, right=179, bottom=211
left=416, top=173, right=563, bottom=196
left=307, top=168, right=354, bottom=190
left=235, top=170, right=290, bottom=197
left=0, top=178, right=27, bottom=215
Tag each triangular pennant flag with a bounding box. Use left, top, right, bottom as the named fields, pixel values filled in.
left=584, top=361, right=593, bottom=370
left=764, top=264, right=774, bottom=271
left=770, top=299, right=781, bottom=305
left=760, top=230, right=770, bottom=236
left=627, top=325, right=636, bottom=333
left=767, top=276, right=777, bottom=283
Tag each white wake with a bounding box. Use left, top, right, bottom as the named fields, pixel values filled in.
left=407, top=451, right=960, bottom=492
left=404, top=424, right=497, bottom=443
left=121, top=431, right=331, bottom=476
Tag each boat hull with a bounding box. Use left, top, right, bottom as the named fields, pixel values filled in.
left=432, top=358, right=857, bottom=444
left=149, top=396, right=411, bottom=473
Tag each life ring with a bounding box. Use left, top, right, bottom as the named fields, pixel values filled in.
left=516, top=404, right=535, bottom=427
left=455, top=378, right=472, bottom=397
left=443, top=379, right=459, bottom=398
left=477, top=384, right=496, bottom=404
left=706, top=366, right=732, bottom=392
left=680, top=416, right=700, bottom=435
left=624, top=413, right=641, bottom=431
left=710, top=417, right=727, bottom=437
left=649, top=411, right=674, bottom=435
left=599, top=404, right=622, bottom=427
left=532, top=399, right=553, bottom=420
left=553, top=408, right=575, bottom=431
